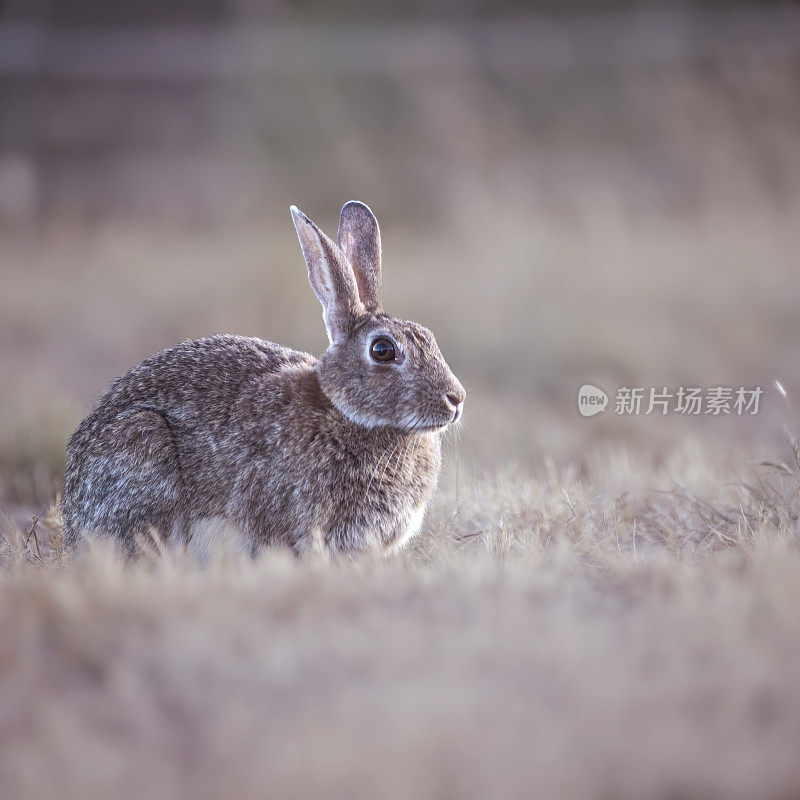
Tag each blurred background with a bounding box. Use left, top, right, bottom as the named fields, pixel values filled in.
left=1, top=0, right=799, bottom=510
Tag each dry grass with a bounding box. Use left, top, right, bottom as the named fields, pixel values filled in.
left=2, top=428, right=800, bottom=800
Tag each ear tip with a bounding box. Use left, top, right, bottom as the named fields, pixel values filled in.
left=339, top=201, right=380, bottom=237
left=340, top=200, right=375, bottom=218
left=290, top=205, right=314, bottom=232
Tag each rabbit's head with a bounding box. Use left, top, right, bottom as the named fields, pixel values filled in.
left=291, top=201, right=465, bottom=432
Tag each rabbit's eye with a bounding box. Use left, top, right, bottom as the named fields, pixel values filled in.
left=370, top=337, right=396, bottom=363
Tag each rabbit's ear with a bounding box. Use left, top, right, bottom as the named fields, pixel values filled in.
left=291, top=206, right=363, bottom=345
left=337, top=201, right=382, bottom=313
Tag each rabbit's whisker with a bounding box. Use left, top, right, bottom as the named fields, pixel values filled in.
left=396, top=433, right=415, bottom=481
left=376, top=437, right=403, bottom=493
left=400, top=430, right=419, bottom=477
left=388, top=418, right=418, bottom=487
left=365, top=441, right=393, bottom=498
left=397, top=416, right=425, bottom=477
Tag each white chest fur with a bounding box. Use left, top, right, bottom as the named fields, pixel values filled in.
left=385, top=503, right=427, bottom=554
left=176, top=516, right=248, bottom=562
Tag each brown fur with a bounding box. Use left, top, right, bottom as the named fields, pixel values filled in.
left=62, top=202, right=465, bottom=556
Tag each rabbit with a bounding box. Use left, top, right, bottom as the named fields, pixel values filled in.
left=61, top=201, right=465, bottom=557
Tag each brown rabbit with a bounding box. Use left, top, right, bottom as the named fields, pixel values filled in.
left=62, top=202, right=465, bottom=557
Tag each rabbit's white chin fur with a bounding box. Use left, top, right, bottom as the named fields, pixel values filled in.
left=337, top=405, right=449, bottom=434
left=337, top=407, right=385, bottom=430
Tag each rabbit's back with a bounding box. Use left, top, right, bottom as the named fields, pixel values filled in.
left=62, top=335, right=317, bottom=551
left=88, top=335, right=313, bottom=419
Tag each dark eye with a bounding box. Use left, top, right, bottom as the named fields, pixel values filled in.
left=370, top=336, right=396, bottom=363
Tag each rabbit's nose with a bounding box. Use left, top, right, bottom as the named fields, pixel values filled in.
left=444, top=390, right=465, bottom=409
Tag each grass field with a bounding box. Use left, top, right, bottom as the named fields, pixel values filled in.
left=2, top=427, right=800, bottom=799
left=2, top=247, right=800, bottom=799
